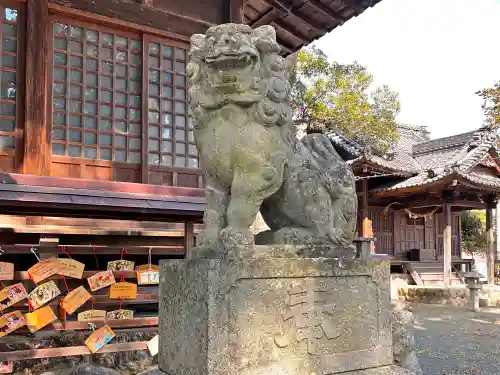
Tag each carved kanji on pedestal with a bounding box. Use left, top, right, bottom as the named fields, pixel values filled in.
left=274, top=288, right=342, bottom=355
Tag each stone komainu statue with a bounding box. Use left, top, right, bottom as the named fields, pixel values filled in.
left=187, top=24, right=357, bottom=257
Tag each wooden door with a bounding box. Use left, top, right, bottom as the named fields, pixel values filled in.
left=368, top=208, right=394, bottom=255
left=393, top=211, right=407, bottom=258
left=424, top=215, right=436, bottom=258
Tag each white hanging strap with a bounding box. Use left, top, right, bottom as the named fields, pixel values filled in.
left=88, top=323, right=96, bottom=331
left=30, top=247, right=41, bottom=262
left=148, top=247, right=152, bottom=271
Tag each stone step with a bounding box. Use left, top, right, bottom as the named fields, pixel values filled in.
left=410, top=263, right=445, bottom=270
left=419, top=272, right=462, bottom=280
left=422, top=280, right=463, bottom=286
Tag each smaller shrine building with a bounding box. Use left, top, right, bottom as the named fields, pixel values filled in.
left=328, top=123, right=500, bottom=287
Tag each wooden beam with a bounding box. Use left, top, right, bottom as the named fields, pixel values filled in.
left=258, top=0, right=326, bottom=34
left=385, top=198, right=487, bottom=211
left=0, top=173, right=204, bottom=198
left=306, top=0, right=346, bottom=24
left=250, top=7, right=280, bottom=28
left=486, top=201, right=496, bottom=285
left=443, top=203, right=452, bottom=288
left=404, top=263, right=423, bottom=286
left=271, top=21, right=308, bottom=45
left=48, top=1, right=211, bottom=42
left=342, top=0, right=367, bottom=15
left=277, top=39, right=294, bottom=55
left=92, top=293, right=158, bottom=305
left=184, top=221, right=195, bottom=258
left=0, top=342, right=149, bottom=362
left=374, top=175, right=456, bottom=198
left=23, top=0, right=49, bottom=176
left=0, top=245, right=185, bottom=257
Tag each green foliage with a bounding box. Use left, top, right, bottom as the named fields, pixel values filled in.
left=290, top=46, right=401, bottom=153
left=476, top=81, right=500, bottom=126
left=461, top=210, right=487, bottom=257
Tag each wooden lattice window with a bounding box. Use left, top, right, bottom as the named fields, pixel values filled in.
left=51, top=21, right=143, bottom=163
left=147, top=40, right=198, bottom=169
left=0, top=7, right=19, bottom=151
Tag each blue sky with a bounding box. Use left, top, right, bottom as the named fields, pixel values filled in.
left=314, top=0, right=500, bottom=139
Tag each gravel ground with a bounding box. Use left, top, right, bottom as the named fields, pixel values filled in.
left=411, top=303, right=500, bottom=375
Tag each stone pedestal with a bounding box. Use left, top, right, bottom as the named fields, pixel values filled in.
left=158, top=254, right=416, bottom=375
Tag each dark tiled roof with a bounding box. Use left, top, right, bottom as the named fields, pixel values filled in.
left=460, top=170, right=500, bottom=188
left=371, top=173, right=448, bottom=193
left=327, top=123, right=430, bottom=173
left=326, top=132, right=363, bottom=159
left=326, top=123, right=500, bottom=193
left=414, top=146, right=467, bottom=170
left=412, top=131, right=476, bottom=155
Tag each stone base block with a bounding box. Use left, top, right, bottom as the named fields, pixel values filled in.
left=159, top=256, right=392, bottom=375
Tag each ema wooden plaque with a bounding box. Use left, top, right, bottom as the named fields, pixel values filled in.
left=87, top=270, right=116, bottom=292
left=0, top=311, right=25, bottom=338
left=27, top=281, right=61, bottom=310
left=85, top=325, right=115, bottom=354
left=0, top=283, right=28, bottom=312
left=107, top=309, right=133, bottom=320
left=136, top=264, right=159, bottom=271
left=61, top=286, right=92, bottom=315
left=147, top=334, right=159, bottom=356
left=78, top=309, right=106, bottom=322
left=109, top=282, right=137, bottom=299
left=58, top=258, right=85, bottom=279
left=0, top=362, right=12, bottom=373
left=108, top=260, right=135, bottom=272
left=0, top=262, right=14, bottom=281
left=137, top=270, right=159, bottom=285
left=24, top=305, right=57, bottom=333
left=28, top=257, right=62, bottom=284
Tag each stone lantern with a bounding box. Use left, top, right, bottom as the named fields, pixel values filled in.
left=464, top=265, right=485, bottom=312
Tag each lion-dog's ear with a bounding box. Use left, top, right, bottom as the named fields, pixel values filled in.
left=251, top=25, right=280, bottom=54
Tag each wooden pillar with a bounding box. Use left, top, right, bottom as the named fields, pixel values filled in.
left=443, top=203, right=452, bottom=288
left=225, top=0, right=245, bottom=23
left=486, top=202, right=496, bottom=285
left=23, top=0, right=50, bottom=176
left=141, top=36, right=150, bottom=184
left=184, top=222, right=194, bottom=259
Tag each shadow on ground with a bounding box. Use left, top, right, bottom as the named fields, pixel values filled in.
left=411, top=303, right=500, bottom=375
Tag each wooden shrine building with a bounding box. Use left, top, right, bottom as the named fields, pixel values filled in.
left=328, top=123, right=500, bottom=288
left=0, top=0, right=382, bottom=370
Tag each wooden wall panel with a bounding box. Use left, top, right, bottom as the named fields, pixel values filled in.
left=393, top=211, right=406, bottom=257
left=149, top=170, right=173, bottom=186
left=177, top=173, right=199, bottom=188
left=50, top=160, right=81, bottom=178
left=115, top=166, right=141, bottom=183
left=435, top=212, right=461, bottom=258
left=368, top=207, right=394, bottom=256
left=82, top=165, right=112, bottom=181
left=0, top=155, right=14, bottom=172
left=424, top=216, right=436, bottom=251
